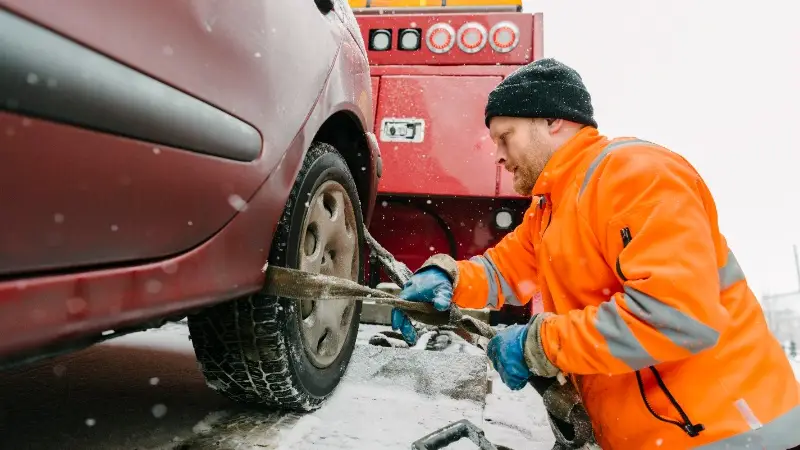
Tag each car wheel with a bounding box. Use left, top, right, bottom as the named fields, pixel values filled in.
left=187, top=142, right=364, bottom=411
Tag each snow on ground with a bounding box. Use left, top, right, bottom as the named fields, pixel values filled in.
left=0, top=321, right=556, bottom=450
left=268, top=324, right=558, bottom=450
left=3, top=319, right=796, bottom=450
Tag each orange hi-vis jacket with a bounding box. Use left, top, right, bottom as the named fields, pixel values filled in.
left=453, top=127, right=800, bottom=449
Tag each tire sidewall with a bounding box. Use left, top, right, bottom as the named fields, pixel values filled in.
left=278, top=147, right=364, bottom=399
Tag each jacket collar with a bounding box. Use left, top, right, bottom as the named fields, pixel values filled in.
left=532, top=127, right=608, bottom=209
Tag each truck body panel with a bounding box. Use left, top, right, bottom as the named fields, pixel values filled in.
left=353, top=1, right=544, bottom=322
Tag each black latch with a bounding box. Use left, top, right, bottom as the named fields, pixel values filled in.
left=683, top=423, right=705, bottom=437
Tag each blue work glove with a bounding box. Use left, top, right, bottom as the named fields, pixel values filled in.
left=488, top=313, right=561, bottom=390
left=487, top=324, right=532, bottom=391
left=391, top=266, right=454, bottom=346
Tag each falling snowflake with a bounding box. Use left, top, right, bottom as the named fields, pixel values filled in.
left=145, top=279, right=163, bottom=294
left=152, top=404, right=168, bottom=418
left=162, top=262, right=179, bottom=275
left=228, top=194, right=249, bottom=212
left=53, top=364, right=66, bottom=377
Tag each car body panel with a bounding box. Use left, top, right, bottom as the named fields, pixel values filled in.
left=0, top=1, right=378, bottom=363
left=0, top=111, right=265, bottom=276
left=0, top=0, right=345, bottom=274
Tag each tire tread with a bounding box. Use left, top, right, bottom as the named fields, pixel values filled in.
left=188, top=142, right=360, bottom=411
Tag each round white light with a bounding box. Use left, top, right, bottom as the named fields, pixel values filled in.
left=400, top=29, right=421, bottom=50
left=426, top=23, right=456, bottom=54
left=495, top=210, right=514, bottom=230
left=371, top=30, right=391, bottom=51
left=457, top=22, right=487, bottom=54
left=489, top=21, right=520, bottom=53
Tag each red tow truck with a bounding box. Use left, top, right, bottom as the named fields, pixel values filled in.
left=349, top=0, right=545, bottom=324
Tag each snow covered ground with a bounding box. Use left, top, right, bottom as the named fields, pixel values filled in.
left=1, top=321, right=798, bottom=450
left=0, top=321, right=556, bottom=450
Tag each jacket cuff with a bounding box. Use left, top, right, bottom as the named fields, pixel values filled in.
left=418, top=253, right=460, bottom=288
left=524, top=312, right=560, bottom=378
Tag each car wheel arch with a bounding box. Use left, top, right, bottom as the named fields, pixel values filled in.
left=311, top=109, right=375, bottom=222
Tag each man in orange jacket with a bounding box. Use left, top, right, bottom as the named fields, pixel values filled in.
left=392, top=58, right=800, bottom=449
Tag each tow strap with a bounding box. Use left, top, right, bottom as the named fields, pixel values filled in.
left=260, top=227, right=600, bottom=450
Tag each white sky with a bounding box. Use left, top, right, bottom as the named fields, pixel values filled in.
left=522, top=0, right=800, bottom=298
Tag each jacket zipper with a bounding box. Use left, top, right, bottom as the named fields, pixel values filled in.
left=539, top=196, right=553, bottom=234
left=618, top=227, right=705, bottom=438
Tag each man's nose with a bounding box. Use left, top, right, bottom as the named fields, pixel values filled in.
left=495, top=152, right=506, bottom=166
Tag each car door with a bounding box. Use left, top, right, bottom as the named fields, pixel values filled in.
left=0, top=0, right=342, bottom=275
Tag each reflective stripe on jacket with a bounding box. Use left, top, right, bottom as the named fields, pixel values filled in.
left=452, top=127, right=800, bottom=449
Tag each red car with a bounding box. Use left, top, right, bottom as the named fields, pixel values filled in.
left=0, top=0, right=380, bottom=411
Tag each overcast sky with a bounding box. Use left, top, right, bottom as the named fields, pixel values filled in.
left=522, top=0, right=800, bottom=298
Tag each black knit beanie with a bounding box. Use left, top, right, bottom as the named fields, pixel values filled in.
left=484, top=58, right=597, bottom=128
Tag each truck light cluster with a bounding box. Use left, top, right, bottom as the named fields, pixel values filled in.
left=368, top=20, right=519, bottom=54
left=456, top=22, right=487, bottom=53
left=488, top=21, right=519, bottom=53
left=426, top=23, right=455, bottom=53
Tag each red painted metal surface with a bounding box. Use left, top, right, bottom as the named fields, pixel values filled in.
left=0, top=3, right=378, bottom=361
left=370, top=65, right=521, bottom=76
left=0, top=0, right=344, bottom=272
left=0, top=112, right=263, bottom=276
left=360, top=10, right=544, bottom=320
left=367, top=196, right=541, bottom=313
left=2, top=0, right=343, bottom=160
left=356, top=13, right=534, bottom=66
left=375, top=75, right=502, bottom=196
left=371, top=76, right=381, bottom=122
left=498, top=165, right=521, bottom=197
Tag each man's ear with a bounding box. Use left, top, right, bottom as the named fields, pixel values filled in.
left=547, top=118, right=565, bottom=135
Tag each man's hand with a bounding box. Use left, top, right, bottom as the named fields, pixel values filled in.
left=487, top=324, right=531, bottom=390
left=488, top=312, right=560, bottom=390
left=391, top=266, right=453, bottom=345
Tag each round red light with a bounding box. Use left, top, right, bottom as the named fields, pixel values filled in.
left=426, top=23, right=456, bottom=54
left=489, top=21, right=520, bottom=53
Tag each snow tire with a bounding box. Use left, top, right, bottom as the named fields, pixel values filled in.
left=188, top=142, right=364, bottom=411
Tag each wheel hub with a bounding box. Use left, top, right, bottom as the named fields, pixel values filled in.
left=297, top=180, right=359, bottom=368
